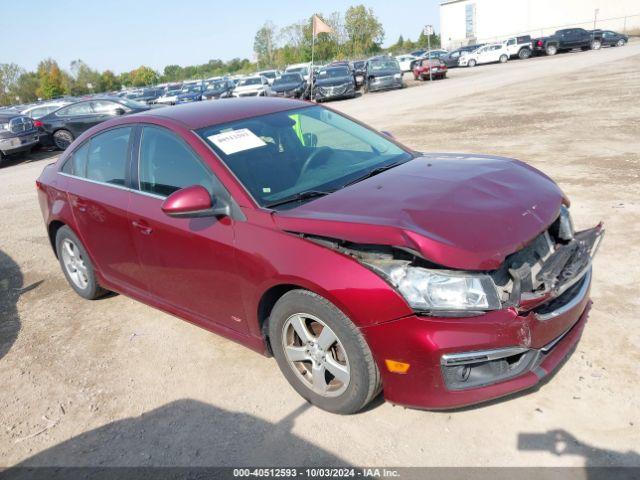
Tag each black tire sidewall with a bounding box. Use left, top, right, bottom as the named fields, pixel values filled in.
left=268, top=290, right=379, bottom=414
left=53, top=130, right=73, bottom=150
left=55, top=226, right=103, bottom=300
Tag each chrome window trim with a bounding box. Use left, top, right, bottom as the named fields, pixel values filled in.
left=59, top=171, right=166, bottom=200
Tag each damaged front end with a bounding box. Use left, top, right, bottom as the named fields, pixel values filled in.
left=301, top=206, right=603, bottom=318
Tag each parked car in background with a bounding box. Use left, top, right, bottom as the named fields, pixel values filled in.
left=0, top=112, right=38, bottom=165
left=232, top=75, right=271, bottom=97
left=271, top=73, right=308, bottom=99
left=409, top=50, right=449, bottom=71
left=38, top=98, right=150, bottom=150
left=459, top=43, right=509, bottom=67
left=364, top=56, right=403, bottom=93
left=313, top=66, right=356, bottom=101
left=22, top=101, right=73, bottom=120
left=412, top=59, right=447, bottom=80
left=285, top=63, right=312, bottom=82
left=591, top=29, right=628, bottom=47
left=439, top=45, right=485, bottom=68
left=202, top=79, right=235, bottom=100
left=532, top=28, right=602, bottom=56
left=156, top=86, right=183, bottom=106
left=257, top=70, right=281, bottom=85
left=503, top=35, right=533, bottom=59
left=176, top=83, right=204, bottom=104
left=37, top=97, right=603, bottom=414
left=395, top=54, right=418, bottom=73
left=352, top=60, right=366, bottom=87
left=126, top=88, right=163, bottom=105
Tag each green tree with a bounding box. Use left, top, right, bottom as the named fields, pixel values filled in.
left=0, top=63, right=23, bottom=106
left=99, top=70, right=121, bottom=92
left=130, top=66, right=158, bottom=86
left=344, top=4, right=384, bottom=58
left=36, top=59, right=65, bottom=99
left=254, top=21, right=277, bottom=68
left=417, top=30, right=441, bottom=49
left=11, top=72, right=39, bottom=103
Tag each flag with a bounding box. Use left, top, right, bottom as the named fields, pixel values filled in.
left=312, top=15, right=333, bottom=36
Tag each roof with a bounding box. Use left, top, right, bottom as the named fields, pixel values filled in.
left=135, top=97, right=309, bottom=130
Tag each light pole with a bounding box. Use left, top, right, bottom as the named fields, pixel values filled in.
left=423, top=25, right=434, bottom=82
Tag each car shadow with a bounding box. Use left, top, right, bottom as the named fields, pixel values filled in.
left=0, top=249, right=29, bottom=360
left=0, top=148, right=59, bottom=169
left=518, top=429, right=640, bottom=472
left=6, top=399, right=351, bottom=476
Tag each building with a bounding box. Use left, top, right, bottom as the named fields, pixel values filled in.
left=440, top=0, right=640, bottom=49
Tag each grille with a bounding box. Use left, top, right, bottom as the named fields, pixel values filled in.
left=9, top=116, right=34, bottom=134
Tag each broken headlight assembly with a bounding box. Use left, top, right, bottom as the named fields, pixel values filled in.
left=363, top=260, right=502, bottom=315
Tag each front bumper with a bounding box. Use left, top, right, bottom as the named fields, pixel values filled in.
left=0, top=131, right=39, bottom=154
left=314, top=84, right=355, bottom=101
left=361, top=266, right=593, bottom=410
left=368, top=76, right=403, bottom=92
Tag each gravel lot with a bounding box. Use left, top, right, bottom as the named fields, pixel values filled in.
left=1, top=42, right=639, bottom=468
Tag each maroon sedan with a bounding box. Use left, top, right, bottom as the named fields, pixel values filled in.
left=412, top=59, right=448, bottom=80
left=36, top=98, right=603, bottom=414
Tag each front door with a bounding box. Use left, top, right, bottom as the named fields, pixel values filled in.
left=127, top=125, right=247, bottom=333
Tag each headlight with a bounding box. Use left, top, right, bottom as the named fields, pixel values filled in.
left=0, top=123, right=9, bottom=131
left=364, top=260, right=502, bottom=313
left=558, top=205, right=574, bottom=240
left=394, top=73, right=402, bottom=79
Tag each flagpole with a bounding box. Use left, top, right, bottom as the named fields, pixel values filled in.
left=310, top=17, right=315, bottom=102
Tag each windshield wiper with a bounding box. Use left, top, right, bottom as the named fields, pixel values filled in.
left=342, top=161, right=407, bottom=188
left=264, top=190, right=333, bottom=209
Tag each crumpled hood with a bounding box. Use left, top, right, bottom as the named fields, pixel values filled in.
left=274, top=154, right=565, bottom=271
left=272, top=82, right=303, bottom=92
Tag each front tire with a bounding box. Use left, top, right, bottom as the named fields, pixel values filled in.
left=269, top=290, right=381, bottom=414
left=53, top=129, right=74, bottom=150
left=499, top=54, right=508, bottom=63
left=467, top=59, right=477, bottom=67
left=616, top=39, right=626, bottom=47
left=545, top=44, right=558, bottom=56
left=55, top=226, right=108, bottom=300
left=590, top=39, right=602, bottom=50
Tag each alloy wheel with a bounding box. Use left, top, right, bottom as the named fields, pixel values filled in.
left=60, top=238, right=89, bottom=289
left=281, top=313, right=350, bottom=397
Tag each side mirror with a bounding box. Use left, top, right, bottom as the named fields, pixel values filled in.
left=114, top=107, right=126, bottom=116
left=161, top=185, right=230, bottom=218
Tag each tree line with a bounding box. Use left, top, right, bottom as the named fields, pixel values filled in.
left=0, top=3, right=439, bottom=106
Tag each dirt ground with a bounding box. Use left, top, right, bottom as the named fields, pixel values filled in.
left=1, top=43, right=639, bottom=469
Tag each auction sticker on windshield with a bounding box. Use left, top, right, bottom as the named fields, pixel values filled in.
left=208, top=128, right=266, bottom=155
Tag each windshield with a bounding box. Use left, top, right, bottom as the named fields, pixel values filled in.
left=287, top=67, right=308, bottom=75
left=197, top=106, right=411, bottom=209
left=318, top=67, right=350, bottom=78
left=238, top=77, right=262, bottom=86
left=207, top=81, right=226, bottom=90
left=182, top=85, right=201, bottom=93
left=260, top=71, right=277, bottom=79
left=275, top=74, right=302, bottom=84
left=368, top=59, right=399, bottom=72
left=165, top=89, right=182, bottom=96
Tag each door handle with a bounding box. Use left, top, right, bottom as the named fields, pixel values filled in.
left=132, top=220, right=153, bottom=235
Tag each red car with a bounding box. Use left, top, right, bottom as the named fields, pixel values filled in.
left=412, top=59, right=448, bottom=80
left=36, top=98, right=603, bottom=414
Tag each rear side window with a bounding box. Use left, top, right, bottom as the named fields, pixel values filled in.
left=85, top=127, right=132, bottom=186
left=61, top=142, right=90, bottom=176
left=138, top=126, right=213, bottom=197
left=57, top=102, right=93, bottom=116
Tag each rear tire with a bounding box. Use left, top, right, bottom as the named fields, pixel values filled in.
left=55, top=226, right=108, bottom=300
left=518, top=48, right=531, bottom=59
left=269, top=290, right=381, bottom=414
left=53, top=129, right=74, bottom=151
left=616, top=39, right=626, bottom=47
left=467, top=59, right=477, bottom=67
left=545, top=44, right=558, bottom=56
left=590, top=39, right=602, bottom=50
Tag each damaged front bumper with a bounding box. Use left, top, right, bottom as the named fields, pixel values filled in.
left=360, top=223, right=603, bottom=410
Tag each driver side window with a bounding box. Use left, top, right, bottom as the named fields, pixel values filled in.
left=138, top=126, right=214, bottom=197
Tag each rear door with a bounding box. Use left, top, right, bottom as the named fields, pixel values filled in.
left=127, top=125, right=247, bottom=332
left=61, top=126, right=147, bottom=293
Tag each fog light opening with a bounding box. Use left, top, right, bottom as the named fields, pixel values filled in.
left=456, top=365, right=471, bottom=382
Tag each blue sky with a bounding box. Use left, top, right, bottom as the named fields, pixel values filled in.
left=1, top=0, right=440, bottom=74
